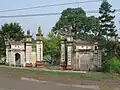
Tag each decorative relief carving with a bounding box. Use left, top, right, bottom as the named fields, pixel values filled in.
left=67, top=46, right=72, bottom=65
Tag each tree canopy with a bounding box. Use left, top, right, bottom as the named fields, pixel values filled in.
left=98, top=0, right=117, bottom=56
left=0, top=22, right=25, bottom=57
left=52, top=8, right=100, bottom=41
left=99, top=0, right=117, bottom=41
left=1, top=23, right=24, bottom=41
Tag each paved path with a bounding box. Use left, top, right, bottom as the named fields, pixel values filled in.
left=0, top=71, right=99, bottom=90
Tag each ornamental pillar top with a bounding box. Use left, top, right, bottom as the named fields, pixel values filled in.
left=25, top=30, right=32, bottom=43
left=36, top=26, right=43, bottom=41
left=66, top=26, right=74, bottom=42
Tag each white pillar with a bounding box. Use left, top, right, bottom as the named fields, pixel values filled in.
left=61, top=40, right=66, bottom=64
left=9, top=51, right=13, bottom=65
left=75, top=51, right=79, bottom=70
left=6, top=47, right=9, bottom=64
left=60, top=37, right=67, bottom=70
left=21, top=51, right=26, bottom=67
left=35, top=27, right=44, bottom=67
left=26, top=43, right=32, bottom=63
left=66, top=41, right=73, bottom=70
left=25, top=30, right=32, bottom=67
left=66, top=28, right=73, bottom=70
left=36, top=40, right=43, bottom=61
left=67, top=46, right=72, bottom=66
left=41, top=41, right=43, bottom=61
left=13, top=53, right=16, bottom=66
left=36, top=41, right=40, bottom=61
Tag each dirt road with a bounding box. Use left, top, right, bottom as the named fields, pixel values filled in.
left=0, top=71, right=98, bottom=90
left=0, top=66, right=120, bottom=90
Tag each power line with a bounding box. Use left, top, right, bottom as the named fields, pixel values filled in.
left=0, top=9, right=120, bottom=18
left=0, top=13, right=61, bottom=18
left=0, top=0, right=99, bottom=13
left=87, top=9, right=120, bottom=13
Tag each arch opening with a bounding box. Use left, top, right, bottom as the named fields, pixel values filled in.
left=15, top=53, right=21, bottom=66
left=80, top=54, right=92, bottom=71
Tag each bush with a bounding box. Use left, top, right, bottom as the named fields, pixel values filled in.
left=103, top=57, right=120, bottom=74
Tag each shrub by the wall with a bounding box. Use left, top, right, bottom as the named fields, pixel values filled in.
left=103, top=57, right=120, bottom=74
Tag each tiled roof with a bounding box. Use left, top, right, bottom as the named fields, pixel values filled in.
left=74, top=40, right=93, bottom=45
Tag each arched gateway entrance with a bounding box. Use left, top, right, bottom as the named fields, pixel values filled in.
left=15, top=53, right=21, bottom=66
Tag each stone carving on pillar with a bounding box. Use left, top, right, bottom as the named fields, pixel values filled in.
left=35, top=27, right=44, bottom=68
left=60, top=25, right=74, bottom=70
left=25, top=30, right=33, bottom=67
left=93, top=42, right=102, bottom=69
left=66, top=26, right=74, bottom=70
left=60, top=35, right=67, bottom=70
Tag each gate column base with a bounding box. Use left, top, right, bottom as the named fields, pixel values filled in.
left=60, top=64, right=67, bottom=70
left=25, top=63, right=33, bottom=67
left=35, top=61, right=44, bottom=68
left=66, top=65, right=73, bottom=70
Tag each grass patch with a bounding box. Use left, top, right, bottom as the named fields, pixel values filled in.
left=0, top=66, right=118, bottom=80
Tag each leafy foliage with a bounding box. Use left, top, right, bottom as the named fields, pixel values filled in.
left=43, top=31, right=61, bottom=64
left=99, top=0, right=117, bottom=40
left=52, top=8, right=100, bottom=40
left=98, top=1, right=119, bottom=62
left=1, top=23, right=24, bottom=40
left=103, top=57, right=120, bottom=74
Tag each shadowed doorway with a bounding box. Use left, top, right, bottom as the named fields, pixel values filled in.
left=15, top=53, right=21, bottom=66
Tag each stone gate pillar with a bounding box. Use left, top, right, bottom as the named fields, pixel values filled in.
left=93, top=42, right=102, bottom=70
left=5, top=40, right=10, bottom=65
left=66, top=39, right=73, bottom=70
left=35, top=27, right=44, bottom=68
left=66, top=27, right=73, bottom=70
left=60, top=36, right=67, bottom=70
left=25, top=30, right=32, bottom=67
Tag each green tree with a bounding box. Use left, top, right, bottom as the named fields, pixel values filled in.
left=98, top=1, right=119, bottom=71
left=43, top=31, right=61, bottom=65
left=99, top=0, right=118, bottom=58
left=0, top=22, right=24, bottom=57
left=99, top=0, right=117, bottom=41
left=52, top=8, right=100, bottom=40
left=1, top=23, right=24, bottom=41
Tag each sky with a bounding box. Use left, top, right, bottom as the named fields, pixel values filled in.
left=0, top=0, right=119, bottom=37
